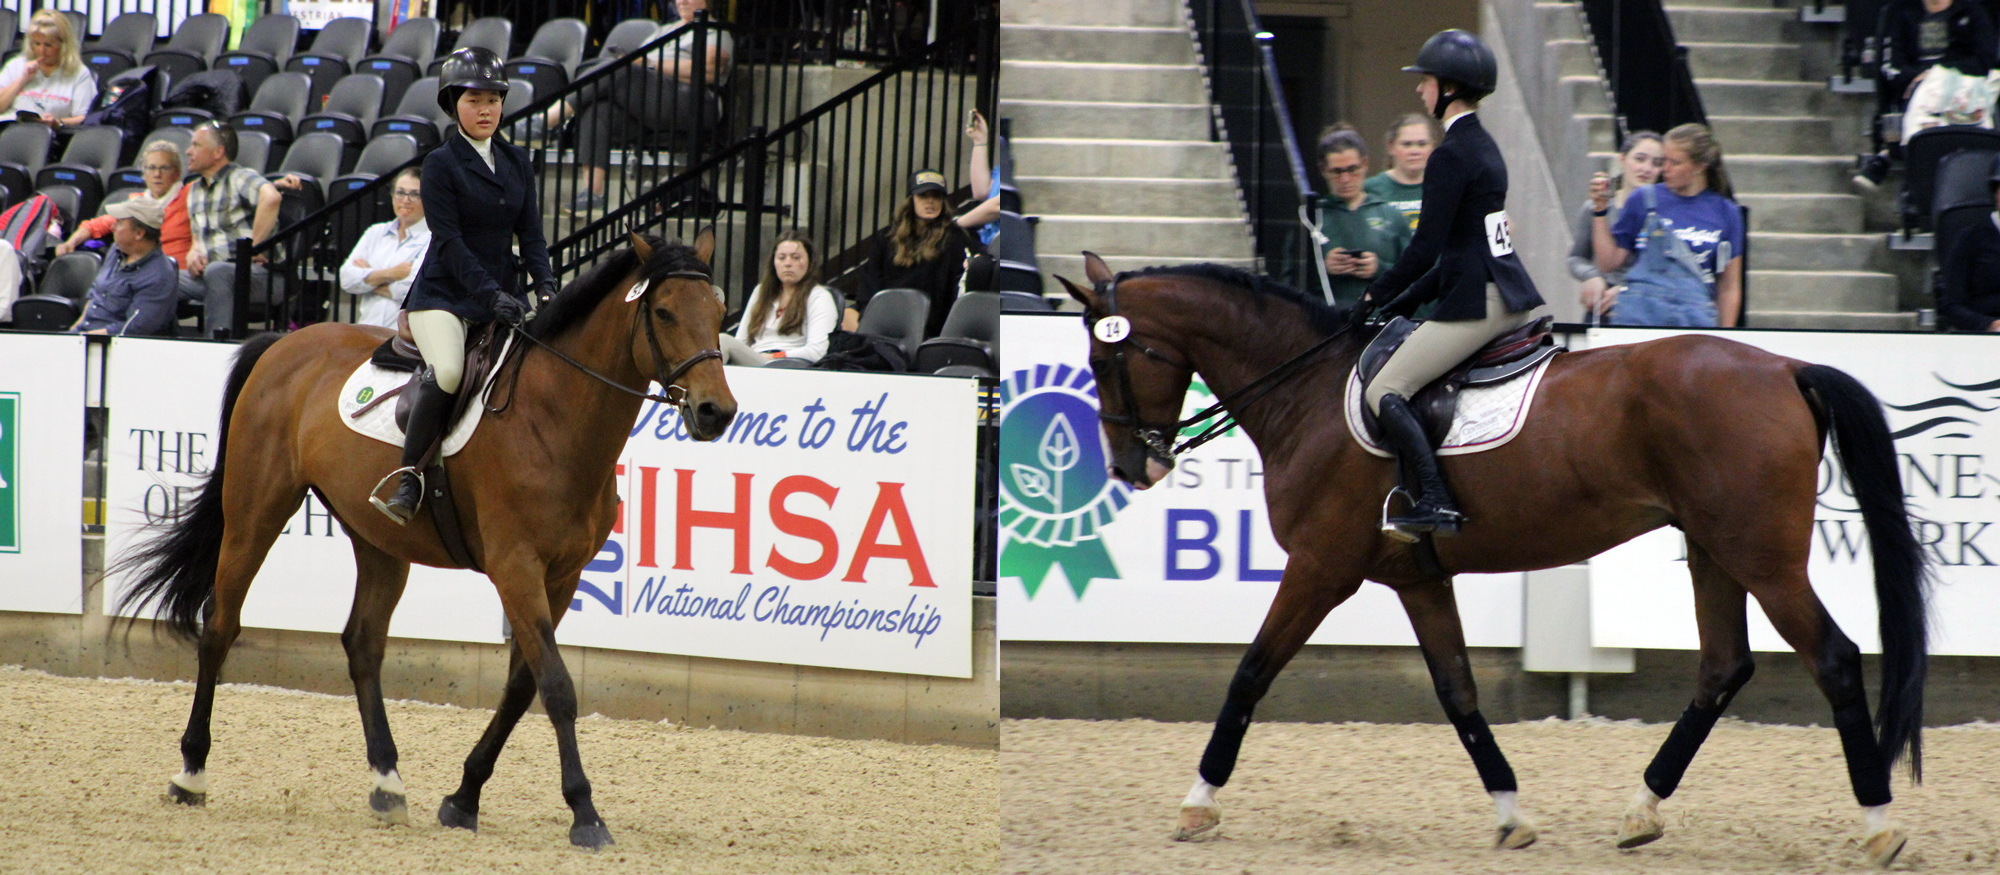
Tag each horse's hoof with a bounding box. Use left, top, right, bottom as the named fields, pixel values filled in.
left=1616, top=809, right=1665, bottom=849
left=1496, top=819, right=1538, bottom=850
left=165, top=782, right=206, bottom=807
left=570, top=822, right=615, bottom=850
left=1172, top=805, right=1222, bottom=842
left=437, top=796, right=478, bottom=832
left=1862, top=825, right=1908, bottom=869
left=369, top=788, right=410, bottom=826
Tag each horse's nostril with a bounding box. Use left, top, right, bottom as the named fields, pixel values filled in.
left=697, top=401, right=721, bottom=422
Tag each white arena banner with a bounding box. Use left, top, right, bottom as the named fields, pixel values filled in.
left=1584, top=328, right=2000, bottom=656
left=282, top=0, right=376, bottom=30
left=556, top=368, right=979, bottom=678
left=0, top=333, right=85, bottom=614
left=103, top=338, right=505, bottom=643
left=998, top=314, right=1524, bottom=646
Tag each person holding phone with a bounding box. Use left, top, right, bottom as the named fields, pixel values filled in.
left=1313, top=124, right=1411, bottom=307
left=1569, top=131, right=1662, bottom=319
left=0, top=10, right=95, bottom=130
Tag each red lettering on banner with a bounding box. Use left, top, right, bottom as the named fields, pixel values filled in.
left=767, top=475, right=840, bottom=580
left=843, top=482, right=934, bottom=587
left=612, top=464, right=625, bottom=534
left=676, top=469, right=753, bottom=574
left=637, top=466, right=660, bottom=566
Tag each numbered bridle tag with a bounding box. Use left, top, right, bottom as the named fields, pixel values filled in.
left=1484, top=210, right=1514, bottom=257
left=1093, top=315, right=1132, bottom=343
left=624, top=278, right=652, bottom=302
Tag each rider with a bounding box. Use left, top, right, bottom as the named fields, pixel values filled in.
left=1359, top=29, right=1545, bottom=540
left=372, top=47, right=555, bottom=524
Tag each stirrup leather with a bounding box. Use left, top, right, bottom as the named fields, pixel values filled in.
left=368, top=466, right=426, bottom=521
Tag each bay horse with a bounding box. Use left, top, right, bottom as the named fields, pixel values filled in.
left=1057, top=253, right=1927, bottom=867
left=114, top=230, right=736, bottom=849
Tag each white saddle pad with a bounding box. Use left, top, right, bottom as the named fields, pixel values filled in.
left=334, top=334, right=514, bottom=457
left=1344, top=355, right=1556, bottom=458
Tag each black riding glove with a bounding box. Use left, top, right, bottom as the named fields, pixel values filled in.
left=491, top=292, right=527, bottom=326
left=534, top=278, right=557, bottom=311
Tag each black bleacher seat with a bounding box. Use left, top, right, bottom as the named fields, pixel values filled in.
left=0, top=123, right=53, bottom=210
left=296, top=73, right=384, bottom=153
left=81, top=12, right=157, bottom=81
left=854, top=288, right=930, bottom=368
left=136, top=126, right=193, bottom=162
left=13, top=251, right=99, bottom=331
left=236, top=130, right=274, bottom=174
left=500, top=81, right=535, bottom=139
left=35, top=125, right=123, bottom=220
left=432, top=18, right=512, bottom=75
left=913, top=292, right=1000, bottom=373
left=0, top=10, right=17, bottom=60
left=329, top=133, right=419, bottom=202
left=153, top=107, right=214, bottom=129
left=370, top=77, right=445, bottom=152
left=1929, top=149, right=2000, bottom=321
left=285, top=17, right=374, bottom=108
left=59, top=11, right=86, bottom=43
left=505, top=18, right=588, bottom=104
left=273, top=131, right=345, bottom=214
left=1901, top=125, right=2000, bottom=235
left=229, top=72, right=313, bottom=149
left=37, top=184, right=81, bottom=230
left=212, top=14, right=299, bottom=98
left=999, top=291, right=1053, bottom=312
left=356, top=18, right=440, bottom=115
left=579, top=18, right=663, bottom=79
left=143, top=13, right=229, bottom=83
left=104, top=168, right=146, bottom=201
left=988, top=212, right=1041, bottom=293
left=932, top=365, right=993, bottom=378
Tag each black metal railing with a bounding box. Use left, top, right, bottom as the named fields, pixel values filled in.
left=8, top=0, right=209, bottom=39
left=1579, top=0, right=1708, bottom=148
left=1189, top=0, right=1316, bottom=292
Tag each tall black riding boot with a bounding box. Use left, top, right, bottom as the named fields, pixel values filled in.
left=1375, top=393, right=1465, bottom=540
left=371, top=370, right=458, bottom=525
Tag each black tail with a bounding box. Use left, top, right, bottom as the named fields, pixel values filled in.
left=111, top=333, right=284, bottom=643
left=1797, top=364, right=1929, bottom=781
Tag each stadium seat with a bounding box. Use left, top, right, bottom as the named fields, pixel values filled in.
left=988, top=212, right=1042, bottom=293
left=763, top=357, right=815, bottom=369
left=577, top=19, right=662, bottom=80
left=274, top=131, right=345, bottom=211
left=328, top=133, right=419, bottom=202
left=1900, top=126, right=2000, bottom=234
left=152, top=106, right=215, bottom=129
left=235, top=130, right=274, bottom=174
left=295, top=73, right=384, bottom=152
left=229, top=72, right=313, bottom=148
left=931, top=364, right=994, bottom=378
left=999, top=290, right=1053, bottom=312
left=81, top=12, right=157, bottom=81
left=135, top=126, right=193, bottom=163
left=36, top=184, right=82, bottom=230
left=355, top=17, right=440, bottom=115
left=142, top=13, right=229, bottom=83
left=431, top=17, right=512, bottom=75
left=913, top=293, right=1000, bottom=373
left=13, top=250, right=100, bottom=331
left=0, top=10, right=17, bottom=60
left=213, top=14, right=300, bottom=98
left=59, top=11, right=86, bottom=43
left=505, top=18, right=588, bottom=102
left=285, top=17, right=374, bottom=109
left=0, top=123, right=53, bottom=210
left=854, top=288, right=930, bottom=368
left=35, top=125, right=124, bottom=220
left=103, top=169, right=145, bottom=202
left=370, top=77, right=445, bottom=152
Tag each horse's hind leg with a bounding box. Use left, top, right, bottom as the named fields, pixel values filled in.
left=343, top=535, right=412, bottom=824
left=1619, top=541, right=1756, bottom=849
left=1397, top=578, right=1536, bottom=849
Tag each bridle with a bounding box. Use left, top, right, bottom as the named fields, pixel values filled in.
left=507, top=267, right=723, bottom=412
left=1085, top=275, right=1344, bottom=463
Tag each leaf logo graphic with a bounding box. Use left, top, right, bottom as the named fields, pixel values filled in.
left=1010, top=463, right=1052, bottom=502
left=1040, top=415, right=1078, bottom=472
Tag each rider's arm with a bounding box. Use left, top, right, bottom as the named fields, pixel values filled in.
left=421, top=155, right=503, bottom=302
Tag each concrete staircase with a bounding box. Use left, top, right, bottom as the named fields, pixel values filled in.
left=1543, top=0, right=1916, bottom=330
left=999, top=0, right=1255, bottom=293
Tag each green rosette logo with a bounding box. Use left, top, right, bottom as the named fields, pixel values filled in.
left=998, top=364, right=1130, bottom=598
left=0, top=392, right=17, bottom=552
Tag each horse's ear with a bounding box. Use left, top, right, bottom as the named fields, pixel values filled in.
left=629, top=232, right=654, bottom=264
left=1082, top=251, right=1113, bottom=286
left=1055, top=273, right=1094, bottom=309
left=694, top=226, right=716, bottom=265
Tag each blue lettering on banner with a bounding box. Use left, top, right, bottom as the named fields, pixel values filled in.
left=752, top=587, right=945, bottom=648
left=628, top=392, right=916, bottom=455
left=1165, top=508, right=1221, bottom=580
left=1237, top=509, right=1285, bottom=581
left=572, top=539, right=625, bottom=614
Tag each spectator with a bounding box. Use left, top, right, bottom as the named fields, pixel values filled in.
left=1855, top=0, right=1995, bottom=188
left=1365, top=113, right=1439, bottom=230
left=0, top=10, right=96, bottom=129
left=721, top=229, right=838, bottom=365
left=56, top=140, right=192, bottom=263
left=1590, top=123, right=1744, bottom=327
left=338, top=168, right=429, bottom=328
left=1311, top=125, right=1411, bottom=307
left=1569, top=131, right=1663, bottom=320
left=69, top=197, right=177, bottom=336
left=960, top=109, right=1003, bottom=246
left=178, top=121, right=283, bottom=336
left=547, top=0, right=733, bottom=214
left=851, top=169, right=978, bottom=338
left=1937, top=160, right=2000, bottom=330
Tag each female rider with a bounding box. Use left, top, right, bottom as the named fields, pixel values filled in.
left=1359, top=29, right=1545, bottom=540
left=372, top=47, right=555, bottom=524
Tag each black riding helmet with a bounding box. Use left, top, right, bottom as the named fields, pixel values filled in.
left=436, top=46, right=510, bottom=117
left=1403, top=29, right=1497, bottom=119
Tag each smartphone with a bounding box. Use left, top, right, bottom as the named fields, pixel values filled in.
left=15, top=110, right=40, bottom=123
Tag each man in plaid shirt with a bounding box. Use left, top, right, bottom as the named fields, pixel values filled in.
left=177, top=121, right=282, bottom=337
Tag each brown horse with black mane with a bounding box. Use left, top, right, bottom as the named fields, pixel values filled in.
left=115, top=230, right=736, bottom=849
left=1057, top=253, right=1927, bottom=867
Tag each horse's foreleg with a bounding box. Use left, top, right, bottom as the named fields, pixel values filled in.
left=343, top=537, right=412, bottom=825
left=1176, top=567, right=1360, bottom=842
left=1620, top=542, right=1755, bottom=849
left=1397, top=578, right=1534, bottom=849
left=438, top=642, right=535, bottom=832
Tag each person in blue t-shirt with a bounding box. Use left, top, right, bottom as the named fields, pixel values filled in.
left=1589, top=123, right=1745, bottom=327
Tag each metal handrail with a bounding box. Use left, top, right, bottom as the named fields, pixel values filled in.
left=1578, top=0, right=1708, bottom=149
left=1189, top=0, right=1316, bottom=289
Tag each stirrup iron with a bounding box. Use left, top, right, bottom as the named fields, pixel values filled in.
left=1380, top=487, right=1420, bottom=543
left=368, top=466, right=426, bottom=523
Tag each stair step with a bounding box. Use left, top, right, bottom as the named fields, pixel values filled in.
left=1000, top=99, right=1210, bottom=141
left=1001, top=60, right=1208, bottom=104
left=1551, top=39, right=1601, bottom=79
left=1682, top=42, right=1801, bottom=80
left=1013, top=138, right=1235, bottom=180
left=1749, top=232, right=1893, bottom=272
left=1534, top=3, right=1588, bottom=41
left=1000, top=24, right=1197, bottom=64
left=1034, top=215, right=1254, bottom=259
left=1665, top=7, right=1795, bottom=43
left=1707, top=115, right=1835, bottom=155
left=1015, top=176, right=1242, bottom=218
left=1560, top=75, right=1611, bottom=114
left=1737, top=193, right=1864, bottom=233
left=1724, top=154, right=1854, bottom=194
left=1002, top=0, right=1184, bottom=28
left=1747, top=309, right=1920, bottom=330
left=1747, top=269, right=1899, bottom=311
left=1694, top=79, right=1827, bottom=116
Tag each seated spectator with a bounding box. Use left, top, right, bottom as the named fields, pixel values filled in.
left=1365, top=113, right=1439, bottom=230
left=178, top=121, right=283, bottom=336
left=1569, top=131, right=1662, bottom=320
left=338, top=168, right=429, bottom=328
left=1590, top=123, right=1744, bottom=327
left=850, top=170, right=978, bottom=338
left=547, top=0, right=733, bottom=214
left=69, top=197, right=178, bottom=336
left=720, top=230, right=838, bottom=365
left=1937, top=162, right=2000, bottom=330
left=57, top=140, right=192, bottom=263
left=1856, top=0, right=1995, bottom=188
left=0, top=10, right=96, bottom=129
left=1310, top=125, right=1410, bottom=308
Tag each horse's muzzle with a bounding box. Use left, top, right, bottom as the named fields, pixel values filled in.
left=686, top=399, right=737, bottom=441
left=1109, top=456, right=1173, bottom=491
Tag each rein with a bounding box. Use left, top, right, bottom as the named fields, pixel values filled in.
left=1087, top=276, right=1344, bottom=460
left=504, top=268, right=723, bottom=409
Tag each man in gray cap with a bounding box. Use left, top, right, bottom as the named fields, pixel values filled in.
left=71, top=196, right=180, bottom=336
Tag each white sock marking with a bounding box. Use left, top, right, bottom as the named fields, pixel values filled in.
left=1863, top=803, right=1891, bottom=834
left=374, top=769, right=405, bottom=796
left=1631, top=785, right=1662, bottom=812
left=1491, top=790, right=1521, bottom=827
left=1181, top=778, right=1218, bottom=809
left=171, top=770, right=207, bottom=795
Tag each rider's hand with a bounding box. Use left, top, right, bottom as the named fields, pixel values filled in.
left=492, top=292, right=526, bottom=326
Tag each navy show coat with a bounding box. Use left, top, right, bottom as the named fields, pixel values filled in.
left=406, top=132, right=553, bottom=323
left=1366, top=113, right=1543, bottom=321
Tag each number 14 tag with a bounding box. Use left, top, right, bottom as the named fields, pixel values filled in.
left=1484, top=210, right=1514, bottom=257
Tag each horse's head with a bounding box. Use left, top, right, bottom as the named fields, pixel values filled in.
left=624, top=228, right=737, bottom=441
left=1057, top=252, right=1195, bottom=491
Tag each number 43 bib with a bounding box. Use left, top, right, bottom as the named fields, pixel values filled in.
left=1484, top=210, right=1514, bottom=257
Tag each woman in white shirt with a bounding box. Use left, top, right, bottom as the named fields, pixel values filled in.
left=0, top=10, right=96, bottom=128
left=338, top=168, right=430, bottom=328
left=723, top=230, right=837, bottom=365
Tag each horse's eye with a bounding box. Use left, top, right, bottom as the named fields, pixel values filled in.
left=653, top=306, right=676, bottom=323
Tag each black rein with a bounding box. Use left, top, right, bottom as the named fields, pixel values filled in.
left=506, top=268, right=723, bottom=408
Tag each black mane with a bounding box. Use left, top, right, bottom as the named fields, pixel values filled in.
left=525, top=235, right=709, bottom=339
left=1115, top=263, right=1350, bottom=335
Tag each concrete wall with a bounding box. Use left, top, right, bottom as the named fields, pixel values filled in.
left=0, top=540, right=997, bottom=749
left=1255, top=0, right=1479, bottom=159
left=1480, top=0, right=1584, bottom=322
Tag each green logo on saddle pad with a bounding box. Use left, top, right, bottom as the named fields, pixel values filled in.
left=999, top=366, right=1130, bottom=598
left=356, top=387, right=374, bottom=405
left=0, top=392, right=19, bottom=552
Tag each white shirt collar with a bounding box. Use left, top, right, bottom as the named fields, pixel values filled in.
left=459, top=129, right=495, bottom=169
left=1443, top=110, right=1474, bottom=132
left=394, top=216, right=430, bottom=240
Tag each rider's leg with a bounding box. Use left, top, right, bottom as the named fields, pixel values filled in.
left=374, top=310, right=465, bottom=524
